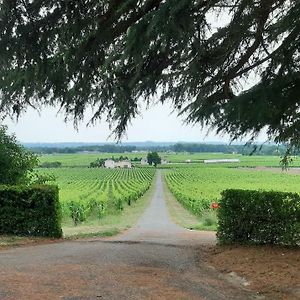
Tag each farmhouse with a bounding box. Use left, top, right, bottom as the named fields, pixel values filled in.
left=115, top=160, right=132, bottom=169
left=140, top=158, right=148, bottom=165
left=104, top=159, right=132, bottom=169
left=104, top=159, right=115, bottom=168
left=204, top=159, right=240, bottom=164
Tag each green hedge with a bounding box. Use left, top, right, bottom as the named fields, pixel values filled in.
left=217, top=189, right=300, bottom=246
left=0, top=185, right=62, bottom=238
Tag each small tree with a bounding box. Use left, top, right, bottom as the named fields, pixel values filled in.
left=89, top=158, right=105, bottom=168
left=147, top=152, right=161, bottom=167
left=0, top=126, right=38, bottom=185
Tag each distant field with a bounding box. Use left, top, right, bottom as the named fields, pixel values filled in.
left=39, top=152, right=300, bottom=167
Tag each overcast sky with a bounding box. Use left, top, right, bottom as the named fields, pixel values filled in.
left=3, top=101, right=269, bottom=143
left=3, top=102, right=233, bottom=143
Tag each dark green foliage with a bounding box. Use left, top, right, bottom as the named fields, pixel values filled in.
left=0, top=126, right=38, bottom=185
left=39, top=161, right=62, bottom=168
left=31, top=145, right=137, bottom=154
left=89, top=158, right=105, bottom=168
left=0, top=185, right=62, bottom=238
left=0, top=1, right=299, bottom=148
left=131, top=157, right=140, bottom=162
left=217, top=189, right=300, bottom=246
left=147, top=152, right=161, bottom=167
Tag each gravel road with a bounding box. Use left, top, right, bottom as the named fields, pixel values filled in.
left=0, top=171, right=257, bottom=300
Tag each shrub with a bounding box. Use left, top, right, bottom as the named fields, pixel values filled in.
left=0, top=125, right=38, bottom=185
left=0, top=185, right=62, bottom=238
left=217, top=189, right=300, bottom=246
left=89, top=158, right=105, bottom=168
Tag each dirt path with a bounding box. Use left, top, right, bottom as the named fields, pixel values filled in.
left=0, top=171, right=258, bottom=300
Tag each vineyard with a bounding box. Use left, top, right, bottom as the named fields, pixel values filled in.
left=39, top=152, right=300, bottom=167
left=40, top=168, right=155, bottom=225
left=165, top=167, right=300, bottom=217
left=37, top=151, right=300, bottom=230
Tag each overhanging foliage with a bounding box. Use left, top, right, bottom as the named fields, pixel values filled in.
left=0, top=0, right=299, bottom=147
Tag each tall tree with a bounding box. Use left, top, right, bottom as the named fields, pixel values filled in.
left=0, top=1, right=299, bottom=148
left=147, top=152, right=161, bottom=167
left=0, top=126, right=38, bottom=185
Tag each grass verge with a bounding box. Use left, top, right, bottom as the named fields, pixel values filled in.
left=0, top=235, right=58, bottom=249
left=64, top=228, right=121, bottom=240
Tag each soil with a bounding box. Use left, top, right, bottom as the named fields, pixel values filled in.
left=205, top=244, right=300, bottom=300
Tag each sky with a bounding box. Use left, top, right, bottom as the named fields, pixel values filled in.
left=3, top=102, right=236, bottom=143
left=3, top=100, right=269, bottom=144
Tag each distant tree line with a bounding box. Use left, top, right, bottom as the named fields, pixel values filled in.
left=31, top=145, right=137, bottom=154
left=27, top=143, right=297, bottom=156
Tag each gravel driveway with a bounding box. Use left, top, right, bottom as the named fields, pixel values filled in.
left=0, top=171, right=257, bottom=299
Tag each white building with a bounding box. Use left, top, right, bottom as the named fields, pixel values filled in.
left=203, top=159, right=240, bottom=164
left=104, top=159, right=115, bottom=169
left=161, top=159, right=168, bottom=165
left=115, top=160, right=132, bottom=169
left=185, top=159, right=192, bottom=163
left=140, top=158, right=148, bottom=165
left=104, top=159, right=132, bottom=169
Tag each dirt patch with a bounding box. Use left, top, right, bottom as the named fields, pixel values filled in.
left=204, top=244, right=300, bottom=299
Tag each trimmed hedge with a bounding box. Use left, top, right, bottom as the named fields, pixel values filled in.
left=217, top=189, right=300, bottom=246
left=0, top=185, right=62, bottom=238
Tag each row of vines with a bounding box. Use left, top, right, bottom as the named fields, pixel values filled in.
left=165, top=167, right=300, bottom=217
left=39, top=168, right=155, bottom=225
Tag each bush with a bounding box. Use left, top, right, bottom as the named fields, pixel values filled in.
left=0, top=125, right=38, bottom=185
left=89, top=158, right=105, bottom=168
left=0, top=185, right=62, bottom=238
left=217, top=189, right=300, bottom=246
